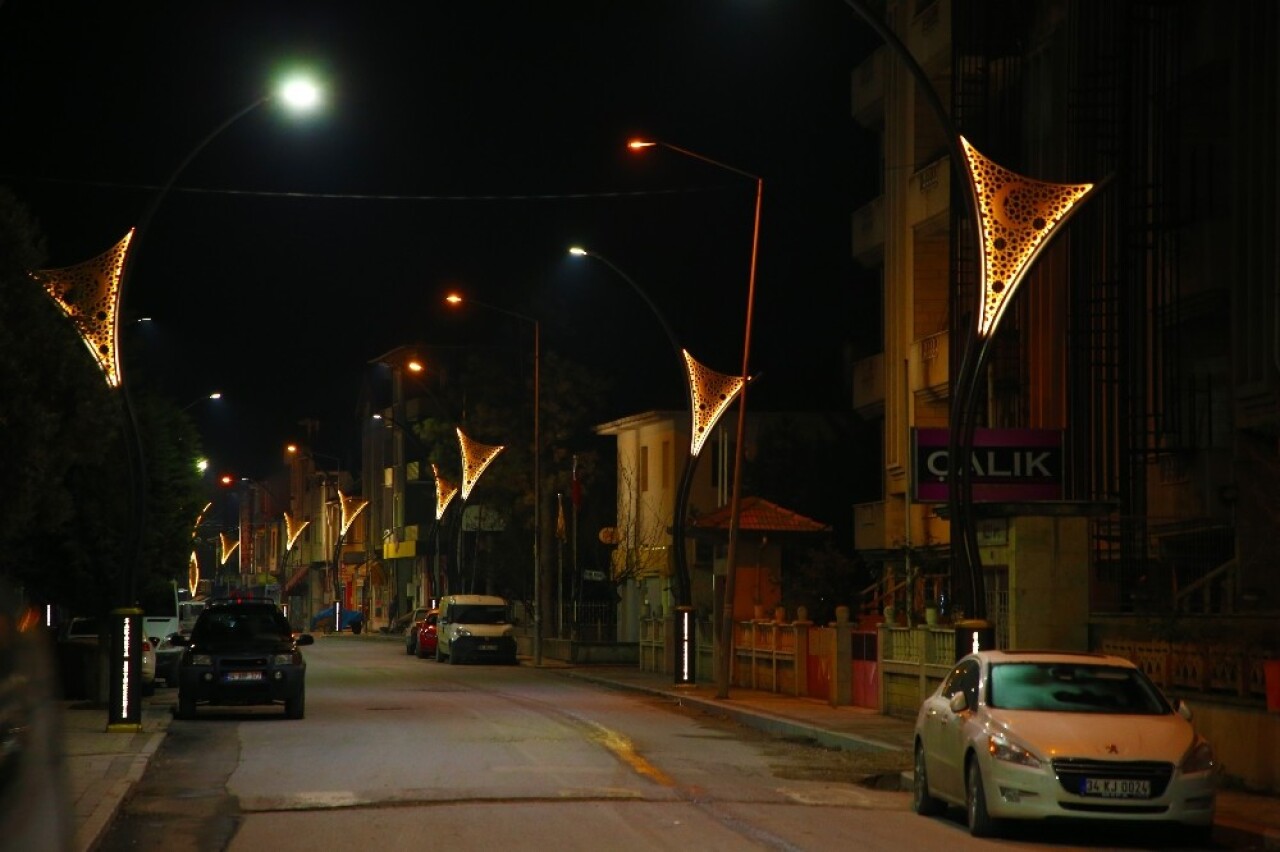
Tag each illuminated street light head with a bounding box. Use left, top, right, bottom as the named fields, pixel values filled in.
left=445, top=293, right=463, bottom=306
left=278, top=76, right=321, bottom=111
left=406, top=359, right=424, bottom=373
left=568, top=246, right=588, bottom=257
left=627, top=139, right=657, bottom=151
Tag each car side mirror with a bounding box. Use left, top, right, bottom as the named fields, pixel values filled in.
left=1176, top=699, right=1193, bottom=721
left=148, top=636, right=161, bottom=646
left=295, top=633, right=315, bottom=646
left=170, top=634, right=190, bottom=647
left=949, top=692, right=970, bottom=714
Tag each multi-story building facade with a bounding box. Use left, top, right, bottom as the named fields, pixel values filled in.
left=849, top=0, right=1279, bottom=786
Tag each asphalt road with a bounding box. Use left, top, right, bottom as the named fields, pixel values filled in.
left=98, top=638, right=1245, bottom=851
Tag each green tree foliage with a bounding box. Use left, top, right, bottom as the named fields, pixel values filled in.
left=399, top=345, right=613, bottom=605
left=0, top=187, right=208, bottom=617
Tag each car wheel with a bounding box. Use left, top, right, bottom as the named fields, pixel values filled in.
left=285, top=688, right=305, bottom=720
left=405, top=639, right=414, bottom=655
left=416, top=640, right=429, bottom=659
left=177, top=690, right=195, bottom=720
left=966, top=758, right=997, bottom=838
left=435, top=644, right=444, bottom=663
left=913, top=743, right=945, bottom=816
left=447, top=646, right=459, bottom=665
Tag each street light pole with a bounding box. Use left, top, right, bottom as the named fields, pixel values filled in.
left=627, top=139, right=762, bottom=700
left=445, top=294, right=541, bottom=666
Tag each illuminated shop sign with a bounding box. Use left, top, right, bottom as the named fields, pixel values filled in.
left=913, top=428, right=1063, bottom=503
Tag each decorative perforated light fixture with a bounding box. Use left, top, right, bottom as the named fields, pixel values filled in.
left=684, top=350, right=747, bottom=458
left=32, top=231, right=133, bottom=388
left=337, top=491, right=368, bottom=537
left=433, top=463, right=459, bottom=520
left=457, top=427, right=504, bottom=501
left=284, top=512, right=310, bottom=550
left=219, top=532, right=240, bottom=565
left=961, top=136, right=1095, bottom=338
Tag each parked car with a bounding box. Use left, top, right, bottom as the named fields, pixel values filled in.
left=912, top=649, right=1218, bottom=841
left=152, top=633, right=184, bottom=687
left=58, top=617, right=156, bottom=695
left=174, top=599, right=314, bottom=719
left=414, top=609, right=439, bottom=659
left=435, top=595, right=517, bottom=665
left=402, top=607, right=431, bottom=654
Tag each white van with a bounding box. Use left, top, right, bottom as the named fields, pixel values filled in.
left=435, top=594, right=518, bottom=665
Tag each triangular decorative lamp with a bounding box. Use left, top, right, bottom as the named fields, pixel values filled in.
left=284, top=512, right=310, bottom=550
left=32, top=230, right=134, bottom=388
left=457, top=427, right=504, bottom=501
left=219, top=531, right=240, bottom=565
left=960, top=137, right=1095, bottom=338
left=433, top=463, right=459, bottom=520
left=337, top=491, right=368, bottom=537
left=684, top=349, right=745, bottom=458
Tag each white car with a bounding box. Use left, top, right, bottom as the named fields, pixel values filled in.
left=912, top=650, right=1218, bottom=841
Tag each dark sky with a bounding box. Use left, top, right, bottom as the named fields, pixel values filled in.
left=0, top=1, right=878, bottom=477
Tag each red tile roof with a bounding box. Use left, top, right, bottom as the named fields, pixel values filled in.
left=689, top=496, right=831, bottom=534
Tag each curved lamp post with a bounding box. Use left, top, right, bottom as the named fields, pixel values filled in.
left=837, top=1, right=1102, bottom=627
left=627, top=138, right=762, bottom=700
left=33, top=75, right=321, bottom=730
left=446, top=293, right=541, bottom=665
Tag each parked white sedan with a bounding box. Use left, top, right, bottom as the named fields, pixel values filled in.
left=912, top=650, right=1218, bottom=841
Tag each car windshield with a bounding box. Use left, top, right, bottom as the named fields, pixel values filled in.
left=192, top=610, right=290, bottom=643
left=452, top=605, right=508, bottom=625
left=988, top=662, right=1170, bottom=715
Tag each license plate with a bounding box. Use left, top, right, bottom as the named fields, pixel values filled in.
left=224, top=671, right=263, bottom=682
left=478, top=644, right=497, bottom=651
left=1083, top=777, right=1150, bottom=798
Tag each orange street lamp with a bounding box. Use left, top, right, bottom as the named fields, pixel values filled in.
left=628, top=137, right=762, bottom=700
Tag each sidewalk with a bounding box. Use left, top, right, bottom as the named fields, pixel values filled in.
left=62, top=696, right=173, bottom=852
left=60, top=653, right=1280, bottom=851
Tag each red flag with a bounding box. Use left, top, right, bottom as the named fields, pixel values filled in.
left=570, top=454, right=582, bottom=509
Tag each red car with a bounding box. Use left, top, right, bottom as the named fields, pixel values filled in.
left=414, top=609, right=439, bottom=659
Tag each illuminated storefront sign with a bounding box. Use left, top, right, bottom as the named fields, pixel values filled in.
left=914, top=428, right=1063, bottom=503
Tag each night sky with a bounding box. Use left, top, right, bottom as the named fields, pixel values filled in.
left=0, top=2, right=878, bottom=477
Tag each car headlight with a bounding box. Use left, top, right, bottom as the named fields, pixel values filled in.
left=1180, top=738, right=1216, bottom=775
left=986, top=734, right=1042, bottom=768
left=457, top=628, right=471, bottom=638
left=272, top=653, right=298, bottom=666
left=190, top=654, right=214, bottom=667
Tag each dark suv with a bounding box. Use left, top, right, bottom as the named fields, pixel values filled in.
left=174, top=599, right=314, bottom=719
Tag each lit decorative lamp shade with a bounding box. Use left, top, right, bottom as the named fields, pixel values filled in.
left=284, top=512, right=310, bottom=550
left=960, top=137, right=1095, bottom=338
left=432, top=463, right=459, bottom=520
left=684, top=349, right=745, bottom=457
left=31, top=230, right=134, bottom=388
left=188, top=550, right=199, bottom=597
left=457, top=427, right=504, bottom=501
left=338, top=490, right=368, bottom=537
left=219, top=532, right=240, bottom=565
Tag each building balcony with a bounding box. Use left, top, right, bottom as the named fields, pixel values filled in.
left=907, top=155, right=951, bottom=229
left=850, top=46, right=886, bottom=129
left=906, top=0, right=951, bottom=77
left=851, top=195, right=884, bottom=266
left=910, top=330, right=950, bottom=402
left=852, top=351, right=885, bottom=419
